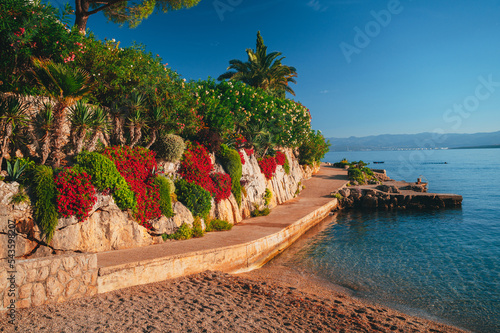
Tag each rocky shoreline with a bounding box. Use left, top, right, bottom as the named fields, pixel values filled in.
left=331, top=170, right=462, bottom=211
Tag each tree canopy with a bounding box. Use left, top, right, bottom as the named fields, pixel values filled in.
left=218, top=31, right=297, bottom=98
left=74, top=0, right=201, bottom=32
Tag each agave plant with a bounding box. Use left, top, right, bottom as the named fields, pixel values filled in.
left=6, top=159, right=28, bottom=182
left=108, top=102, right=126, bottom=146
left=0, top=96, right=29, bottom=169
left=32, top=58, right=93, bottom=167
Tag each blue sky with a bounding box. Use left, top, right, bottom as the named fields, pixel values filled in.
left=52, top=0, right=500, bottom=138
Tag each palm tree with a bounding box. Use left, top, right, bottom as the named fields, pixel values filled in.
left=218, top=31, right=297, bottom=98
left=34, top=104, right=54, bottom=165
left=0, top=96, right=29, bottom=169
left=108, top=102, right=126, bottom=146
left=32, top=58, right=93, bottom=167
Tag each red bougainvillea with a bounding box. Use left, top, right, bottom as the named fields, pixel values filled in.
left=258, top=156, right=277, bottom=180
left=275, top=151, right=286, bottom=166
left=179, top=142, right=233, bottom=202
left=238, top=150, right=245, bottom=165
left=244, top=148, right=254, bottom=157
left=209, top=172, right=232, bottom=202
left=179, top=143, right=213, bottom=186
left=55, top=168, right=97, bottom=221
left=102, top=146, right=160, bottom=229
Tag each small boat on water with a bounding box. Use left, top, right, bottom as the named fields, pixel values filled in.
left=373, top=161, right=385, bottom=164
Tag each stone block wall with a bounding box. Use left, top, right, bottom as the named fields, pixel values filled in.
left=0, top=253, right=98, bottom=311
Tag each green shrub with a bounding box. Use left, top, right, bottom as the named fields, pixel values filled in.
left=348, top=168, right=364, bottom=184
left=264, top=188, right=272, bottom=206
left=10, top=185, right=30, bottom=205
left=283, top=156, right=290, bottom=174
left=175, top=179, right=212, bottom=218
left=332, top=193, right=343, bottom=200
left=33, top=165, right=58, bottom=243
left=298, top=130, right=330, bottom=166
left=251, top=207, right=271, bottom=217
left=166, top=222, right=193, bottom=240
left=192, top=217, right=204, bottom=238
left=218, top=144, right=242, bottom=206
left=154, top=133, right=186, bottom=162
left=154, top=175, right=174, bottom=218
left=75, top=151, right=136, bottom=210
left=206, top=219, right=233, bottom=232
left=362, top=167, right=374, bottom=176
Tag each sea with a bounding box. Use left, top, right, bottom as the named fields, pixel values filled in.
left=287, top=148, right=499, bottom=333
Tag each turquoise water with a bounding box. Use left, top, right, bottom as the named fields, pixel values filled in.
left=293, top=149, right=500, bottom=332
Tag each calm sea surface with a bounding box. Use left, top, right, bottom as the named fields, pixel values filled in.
left=290, top=149, right=499, bottom=332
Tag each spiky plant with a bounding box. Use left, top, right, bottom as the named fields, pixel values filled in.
left=34, top=103, right=54, bottom=165
left=69, top=99, right=93, bottom=154
left=108, top=102, right=126, bottom=146
left=126, top=93, right=147, bottom=147
left=31, top=58, right=93, bottom=167
left=144, top=105, right=166, bottom=149
left=86, top=106, right=109, bottom=151
left=0, top=96, right=29, bottom=169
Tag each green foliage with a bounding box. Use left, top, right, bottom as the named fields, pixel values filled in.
left=299, top=130, right=330, bottom=166
left=332, top=192, right=343, bottom=200
left=6, top=159, right=28, bottom=182
left=348, top=168, right=365, bottom=184
left=75, top=151, right=136, bottom=210
left=0, top=0, right=86, bottom=94
left=217, top=31, right=297, bottom=98
left=192, top=217, right=204, bottom=238
left=33, top=165, right=58, bottom=243
left=165, top=222, right=193, bottom=240
left=174, top=179, right=212, bottom=218
left=205, top=219, right=233, bottom=232
left=154, top=133, right=185, bottom=162
left=283, top=155, right=290, bottom=174
left=218, top=144, right=242, bottom=206
left=10, top=185, right=29, bottom=205
left=251, top=207, right=270, bottom=217
left=154, top=175, right=174, bottom=218
left=264, top=188, right=272, bottom=206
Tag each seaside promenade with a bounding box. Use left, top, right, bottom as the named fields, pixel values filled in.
left=96, top=165, right=349, bottom=293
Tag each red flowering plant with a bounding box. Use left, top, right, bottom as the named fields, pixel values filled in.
left=102, top=146, right=161, bottom=229
left=238, top=150, right=246, bottom=165
left=55, top=167, right=97, bottom=221
left=209, top=173, right=232, bottom=202
left=179, top=142, right=233, bottom=202
left=258, top=156, right=277, bottom=180
left=275, top=151, right=286, bottom=166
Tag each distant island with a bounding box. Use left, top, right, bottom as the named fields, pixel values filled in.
left=328, top=130, right=500, bottom=151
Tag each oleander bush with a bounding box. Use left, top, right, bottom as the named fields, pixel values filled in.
left=174, top=178, right=212, bottom=218
left=154, top=133, right=186, bottom=162
left=33, top=165, right=58, bottom=242
left=154, top=175, right=175, bottom=218
left=298, top=130, right=330, bottom=166
left=218, top=144, right=242, bottom=205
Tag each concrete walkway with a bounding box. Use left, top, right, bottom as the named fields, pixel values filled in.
left=96, top=166, right=348, bottom=293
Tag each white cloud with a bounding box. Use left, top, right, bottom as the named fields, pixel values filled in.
left=320, top=90, right=329, bottom=94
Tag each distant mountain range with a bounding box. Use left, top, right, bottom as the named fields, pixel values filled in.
left=327, top=131, right=500, bottom=151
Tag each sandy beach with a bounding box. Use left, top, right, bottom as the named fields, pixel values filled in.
left=0, top=267, right=468, bottom=333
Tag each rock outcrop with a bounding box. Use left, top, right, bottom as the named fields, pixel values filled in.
left=1, top=149, right=314, bottom=259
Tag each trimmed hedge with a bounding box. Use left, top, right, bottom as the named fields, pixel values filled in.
left=155, top=133, right=186, bottom=162
left=154, top=175, right=175, bottom=218
left=174, top=178, right=212, bottom=218
left=218, top=144, right=242, bottom=206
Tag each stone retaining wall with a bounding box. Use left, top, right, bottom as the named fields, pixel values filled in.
left=0, top=253, right=97, bottom=312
